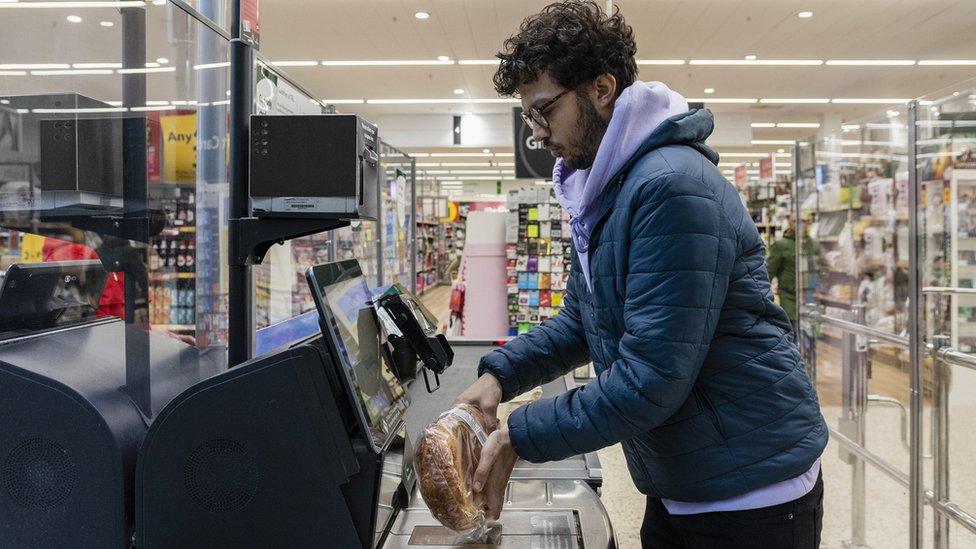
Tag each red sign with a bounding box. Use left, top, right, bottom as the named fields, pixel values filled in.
left=734, top=165, right=747, bottom=190
left=759, top=155, right=773, bottom=181
left=240, top=0, right=260, bottom=48
left=146, top=111, right=161, bottom=182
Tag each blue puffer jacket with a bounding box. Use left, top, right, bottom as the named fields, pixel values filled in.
left=479, top=109, right=828, bottom=502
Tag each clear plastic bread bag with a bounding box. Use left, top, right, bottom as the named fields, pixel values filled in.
left=414, top=403, right=495, bottom=543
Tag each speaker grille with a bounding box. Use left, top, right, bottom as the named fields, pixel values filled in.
left=2, top=438, right=76, bottom=510
left=184, top=439, right=258, bottom=513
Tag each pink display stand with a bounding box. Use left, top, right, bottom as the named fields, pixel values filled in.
left=460, top=211, right=509, bottom=338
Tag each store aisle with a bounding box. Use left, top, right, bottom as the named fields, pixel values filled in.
left=419, top=284, right=452, bottom=331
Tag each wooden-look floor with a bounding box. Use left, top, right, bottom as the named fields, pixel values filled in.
left=419, top=284, right=452, bottom=333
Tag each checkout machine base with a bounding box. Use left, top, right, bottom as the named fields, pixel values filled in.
left=387, top=480, right=613, bottom=549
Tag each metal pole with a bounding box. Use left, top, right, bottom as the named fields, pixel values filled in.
left=844, top=304, right=869, bottom=549
left=907, top=99, right=924, bottom=549
left=227, top=0, right=253, bottom=366
left=410, top=158, right=417, bottom=294
left=932, top=335, right=951, bottom=549
left=121, top=5, right=152, bottom=419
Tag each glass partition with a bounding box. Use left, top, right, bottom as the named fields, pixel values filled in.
left=916, top=77, right=976, bottom=548
left=799, top=78, right=976, bottom=547
left=380, top=143, right=415, bottom=291
left=0, top=2, right=231, bottom=352
left=799, top=106, right=919, bottom=547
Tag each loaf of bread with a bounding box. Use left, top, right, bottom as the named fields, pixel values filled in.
left=414, top=403, right=494, bottom=532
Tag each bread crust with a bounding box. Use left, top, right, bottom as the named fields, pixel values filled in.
left=415, top=403, right=495, bottom=531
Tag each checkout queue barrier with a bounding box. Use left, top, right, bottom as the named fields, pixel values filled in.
left=795, top=82, right=976, bottom=548
left=800, top=309, right=976, bottom=543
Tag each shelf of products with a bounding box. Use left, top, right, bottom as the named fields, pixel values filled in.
left=505, top=188, right=572, bottom=336
left=415, top=185, right=446, bottom=295
left=148, top=186, right=197, bottom=332
left=744, top=176, right=794, bottom=249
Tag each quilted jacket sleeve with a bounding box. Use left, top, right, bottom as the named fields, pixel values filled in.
left=507, top=174, right=737, bottom=462
left=477, top=262, right=591, bottom=402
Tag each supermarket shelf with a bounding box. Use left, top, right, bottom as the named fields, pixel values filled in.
left=150, top=272, right=195, bottom=281
left=815, top=294, right=851, bottom=308
left=154, top=324, right=195, bottom=331
left=417, top=220, right=440, bottom=226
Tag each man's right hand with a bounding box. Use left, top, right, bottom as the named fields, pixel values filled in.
left=454, top=373, right=504, bottom=431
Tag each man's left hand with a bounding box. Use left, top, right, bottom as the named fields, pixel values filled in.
left=472, top=427, right=519, bottom=521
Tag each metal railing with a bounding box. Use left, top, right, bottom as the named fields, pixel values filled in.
left=803, top=309, right=976, bottom=544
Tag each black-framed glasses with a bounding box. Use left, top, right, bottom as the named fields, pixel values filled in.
left=520, top=89, right=571, bottom=131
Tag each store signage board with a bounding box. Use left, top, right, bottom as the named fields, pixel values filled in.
left=513, top=107, right=556, bottom=180
left=240, top=0, right=260, bottom=48
left=734, top=165, right=747, bottom=190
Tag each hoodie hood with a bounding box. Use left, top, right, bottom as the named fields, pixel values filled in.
left=553, top=81, right=715, bottom=290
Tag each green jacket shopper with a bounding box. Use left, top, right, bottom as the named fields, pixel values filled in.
left=766, top=229, right=797, bottom=321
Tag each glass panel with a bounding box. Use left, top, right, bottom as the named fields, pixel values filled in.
left=175, top=0, right=232, bottom=34
left=0, top=2, right=231, bottom=353
left=916, top=77, right=976, bottom=544
left=379, top=142, right=414, bottom=290
left=799, top=105, right=916, bottom=546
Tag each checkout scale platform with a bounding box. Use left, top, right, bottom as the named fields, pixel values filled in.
left=384, top=345, right=614, bottom=548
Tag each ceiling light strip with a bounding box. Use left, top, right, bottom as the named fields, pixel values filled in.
left=831, top=98, right=910, bottom=104
left=689, top=59, right=823, bottom=66
left=825, top=60, right=916, bottom=66
left=636, top=60, right=686, bottom=65
left=322, top=60, right=454, bottom=66
left=918, top=60, right=976, bottom=66
left=0, top=1, right=147, bottom=7
left=365, top=98, right=518, bottom=104
left=759, top=98, right=830, bottom=104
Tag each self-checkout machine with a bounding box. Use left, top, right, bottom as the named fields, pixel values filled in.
left=0, top=7, right=226, bottom=545
left=132, top=105, right=615, bottom=547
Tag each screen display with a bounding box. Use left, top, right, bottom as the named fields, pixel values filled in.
left=307, top=260, right=409, bottom=453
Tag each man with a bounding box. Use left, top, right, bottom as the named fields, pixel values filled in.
left=456, top=2, right=828, bottom=547
left=767, top=219, right=798, bottom=335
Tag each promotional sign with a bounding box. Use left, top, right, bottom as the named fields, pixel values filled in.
left=255, top=64, right=322, bottom=116
left=240, top=0, right=260, bottom=48
left=160, top=114, right=197, bottom=183
left=146, top=111, right=161, bottom=182
left=512, top=107, right=556, bottom=180
left=19, top=233, right=45, bottom=263
left=734, top=165, right=747, bottom=190
left=759, top=155, right=773, bottom=182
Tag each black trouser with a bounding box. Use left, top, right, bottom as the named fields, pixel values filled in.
left=640, top=473, right=824, bottom=548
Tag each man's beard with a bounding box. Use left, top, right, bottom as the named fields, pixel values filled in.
left=562, top=94, right=609, bottom=170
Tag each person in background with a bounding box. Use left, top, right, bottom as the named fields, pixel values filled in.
left=454, top=2, right=827, bottom=547
left=767, top=218, right=798, bottom=335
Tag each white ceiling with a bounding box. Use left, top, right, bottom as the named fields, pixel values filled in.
left=0, top=0, right=973, bottom=169
left=257, top=0, right=976, bottom=135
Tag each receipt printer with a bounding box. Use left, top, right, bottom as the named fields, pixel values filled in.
left=249, top=114, right=378, bottom=220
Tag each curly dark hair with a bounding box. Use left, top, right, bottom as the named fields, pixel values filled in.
left=493, top=0, right=638, bottom=97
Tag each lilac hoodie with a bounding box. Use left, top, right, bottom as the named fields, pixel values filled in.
left=552, top=81, right=689, bottom=291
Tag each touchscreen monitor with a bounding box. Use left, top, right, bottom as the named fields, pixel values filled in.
left=306, top=260, right=409, bottom=453
left=0, top=260, right=107, bottom=332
